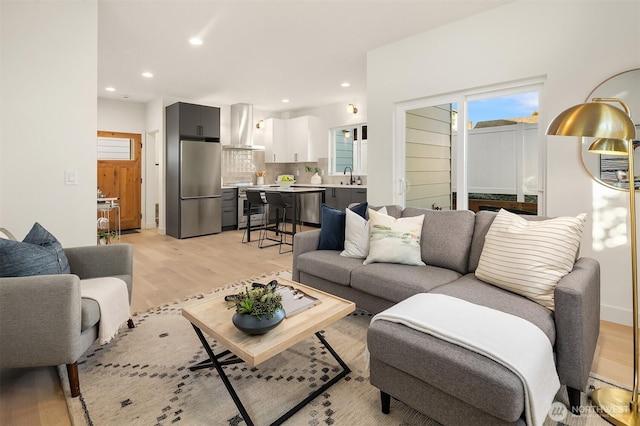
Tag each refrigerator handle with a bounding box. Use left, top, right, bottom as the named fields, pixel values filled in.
left=181, top=195, right=221, bottom=200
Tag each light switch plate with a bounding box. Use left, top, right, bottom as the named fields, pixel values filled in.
left=65, top=169, right=78, bottom=185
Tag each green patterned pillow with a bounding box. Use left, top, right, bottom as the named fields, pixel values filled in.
left=363, top=209, right=425, bottom=266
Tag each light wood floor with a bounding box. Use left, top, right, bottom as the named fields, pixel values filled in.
left=0, top=228, right=635, bottom=425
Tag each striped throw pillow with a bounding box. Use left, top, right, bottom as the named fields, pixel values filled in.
left=475, top=209, right=586, bottom=311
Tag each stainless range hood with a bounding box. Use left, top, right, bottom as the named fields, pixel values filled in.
left=224, top=103, right=264, bottom=150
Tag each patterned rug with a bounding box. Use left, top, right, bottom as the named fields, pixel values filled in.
left=60, top=271, right=620, bottom=426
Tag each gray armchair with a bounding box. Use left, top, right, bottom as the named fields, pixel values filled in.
left=0, top=243, right=133, bottom=397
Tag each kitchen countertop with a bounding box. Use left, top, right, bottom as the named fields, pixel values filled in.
left=223, top=183, right=366, bottom=189
left=293, top=183, right=367, bottom=189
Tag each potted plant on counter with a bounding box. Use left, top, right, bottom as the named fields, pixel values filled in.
left=305, top=166, right=322, bottom=185
left=227, top=282, right=285, bottom=335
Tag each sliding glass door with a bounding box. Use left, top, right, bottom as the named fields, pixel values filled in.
left=399, top=81, right=543, bottom=214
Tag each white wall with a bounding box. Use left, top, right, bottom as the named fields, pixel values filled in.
left=146, top=98, right=165, bottom=232
left=0, top=1, right=97, bottom=246
left=367, top=0, right=640, bottom=325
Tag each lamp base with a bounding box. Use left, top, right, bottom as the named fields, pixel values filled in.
left=591, top=388, right=640, bottom=426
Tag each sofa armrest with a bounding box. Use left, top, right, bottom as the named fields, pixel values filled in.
left=292, top=229, right=321, bottom=281
left=0, top=275, right=84, bottom=368
left=65, top=244, right=133, bottom=299
left=554, top=257, right=600, bottom=391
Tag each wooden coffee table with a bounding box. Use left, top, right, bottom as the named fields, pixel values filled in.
left=182, top=277, right=356, bottom=426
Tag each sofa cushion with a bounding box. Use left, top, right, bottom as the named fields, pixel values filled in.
left=296, top=250, right=363, bottom=286
left=432, top=274, right=556, bottom=344
left=364, top=209, right=425, bottom=266
left=401, top=208, right=475, bottom=275
left=81, top=297, right=101, bottom=331
left=468, top=211, right=550, bottom=272
left=341, top=206, right=387, bottom=259
left=0, top=222, right=70, bottom=277
left=366, top=204, right=403, bottom=219
left=350, top=263, right=460, bottom=303
left=368, top=320, right=525, bottom=422
left=318, top=202, right=368, bottom=250
left=475, top=209, right=585, bottom=311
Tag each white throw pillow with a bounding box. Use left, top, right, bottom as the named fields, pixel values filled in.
left=363, top=209, right=426, bottom=266
left=475, top=209, right=586, bottom=311
left=341, top=206, right=387, bottom=259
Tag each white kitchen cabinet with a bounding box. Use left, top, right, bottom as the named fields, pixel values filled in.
left=287, top=116, right=319, bottom=162
left=263, top=116, right=319, bottom=163
left=263, top=118, right=288, bottom=163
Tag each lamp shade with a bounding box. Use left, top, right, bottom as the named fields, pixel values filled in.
left=588, top=138, right=630, bottom=156
left=546, top=102, right=636, bottom=140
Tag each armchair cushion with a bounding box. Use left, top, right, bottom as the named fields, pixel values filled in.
left=0, top=222, right=70, bottom=277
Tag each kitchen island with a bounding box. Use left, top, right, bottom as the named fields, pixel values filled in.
left=245, top=186, right=326, bottom=243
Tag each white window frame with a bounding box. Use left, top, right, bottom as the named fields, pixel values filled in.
left=392, top=77, right=546, bottom=214
left=330, top=123, right=367, bottom=176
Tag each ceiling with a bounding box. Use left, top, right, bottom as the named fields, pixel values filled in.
left=98, top=0, right=510, bottom=112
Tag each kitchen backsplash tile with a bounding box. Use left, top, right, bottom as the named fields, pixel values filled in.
left=222, top=150, right=366, bottom=186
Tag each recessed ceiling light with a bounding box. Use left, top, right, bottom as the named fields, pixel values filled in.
left=341, top=82, right=351, bottom=87
left=189, top=37, right=203, bottom=46
left=282, top=99, right=290, bottom=103
left=105, top=87, right=116, bottom=92
left=142, top=72, right=154, bottom=78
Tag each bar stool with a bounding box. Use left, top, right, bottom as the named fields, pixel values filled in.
left=242, top=191, right=272, bottom=247
left=264, top=192, right=299, bottom=253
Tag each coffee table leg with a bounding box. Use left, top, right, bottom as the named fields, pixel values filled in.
left=188, top=326, right=350, bottom=426
left=269, top=331, right=351, bottom=426
left=189, top=324, right=256, bottom=426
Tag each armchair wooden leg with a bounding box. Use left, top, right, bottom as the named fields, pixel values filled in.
left=127, top=318, right=135, bottom=329
left=66, top=362, right=80, bottom=398
left=567, top=386, right=581, bottom=415
left=381, top=390, right=391, bottom=414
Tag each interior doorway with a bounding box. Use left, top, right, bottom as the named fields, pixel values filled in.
left=97, top=130, right=142, bottom=230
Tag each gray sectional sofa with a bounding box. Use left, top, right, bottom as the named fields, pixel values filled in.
left=292, top=206, right=600, bottom=425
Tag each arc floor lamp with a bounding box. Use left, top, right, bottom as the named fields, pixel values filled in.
left=547, top=97, right=638, bottom=426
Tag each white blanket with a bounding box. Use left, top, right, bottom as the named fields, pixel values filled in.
left=369, top=293, right=559, bottom=426
left=80, top=277, right=130, bottom=345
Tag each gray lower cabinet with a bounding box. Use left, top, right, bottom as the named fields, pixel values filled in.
left=351, top=188, right=367, bottom=205
left=324, top=187, right=367, bottom=212
left=222, top=188, right=237, bottom=230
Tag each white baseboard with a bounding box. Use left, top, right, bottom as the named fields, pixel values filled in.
left=601, top=304, right=633, bottom=326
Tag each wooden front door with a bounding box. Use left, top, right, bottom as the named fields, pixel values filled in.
left=97, top=131, right=142, bottom=230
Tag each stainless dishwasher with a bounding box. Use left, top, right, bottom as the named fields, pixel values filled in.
left=300, top=192, right=322, bottom=225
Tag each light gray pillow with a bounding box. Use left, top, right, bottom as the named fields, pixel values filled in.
left=0, top=222, right=70, bottom=277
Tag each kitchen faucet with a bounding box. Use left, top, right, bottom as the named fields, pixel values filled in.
left=343, top=166, right=355, bottom=185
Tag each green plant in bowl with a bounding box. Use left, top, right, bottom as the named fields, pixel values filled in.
left=227, top=284, right=285, bottom=334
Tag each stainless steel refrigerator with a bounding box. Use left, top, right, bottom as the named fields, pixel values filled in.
left=178, top=140, right=222, bottom=238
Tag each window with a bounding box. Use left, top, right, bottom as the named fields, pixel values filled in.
left=331, top=124, right=367, bottom=175
left=396, top=79, right=544, bottom=213
left=97, top=137, right=134, bottom=160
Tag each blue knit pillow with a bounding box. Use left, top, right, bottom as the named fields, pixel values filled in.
left=0, top=222, right=70, bottom=277
left=318, top=202, right=368, bottom=250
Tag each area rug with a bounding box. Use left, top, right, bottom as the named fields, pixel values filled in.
left=61, top=271, right=619, bottom=426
